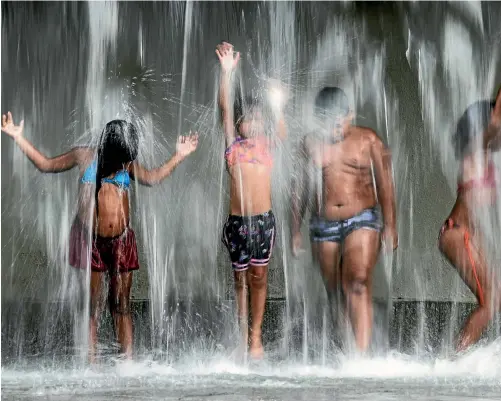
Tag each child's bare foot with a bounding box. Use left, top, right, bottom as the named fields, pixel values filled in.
left=249, top=336, right=264, bottom=360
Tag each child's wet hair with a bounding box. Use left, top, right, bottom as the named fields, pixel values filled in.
left=453, top=100, right=495, bottom=159
left=95, top=120, right=139, bottom=215
left=315, top=87, right=350, bottom=119
left=233, top=90, right=263, bottom=129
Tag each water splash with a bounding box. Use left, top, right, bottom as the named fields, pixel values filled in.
left=2, top=1, right=501, bottom=378
left=2, top=340, right=501, bottom=400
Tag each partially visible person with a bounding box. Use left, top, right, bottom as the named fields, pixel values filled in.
left=291, top=87, right=397, bottom=352
left=438, top=87, right=501, bottom=352
left=216, top=41, right=287, bottom=360
left=1, top=112, right=198, bottom=361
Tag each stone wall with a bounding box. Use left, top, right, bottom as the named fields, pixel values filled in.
left=2, top=1, right=501, bottom=310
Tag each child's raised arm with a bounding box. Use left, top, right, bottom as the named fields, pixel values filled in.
left=216, top=42, right=240, bottom=146
left=129, top=132, right=198, bottom=186
left=2, top=112, right=87, bottom=173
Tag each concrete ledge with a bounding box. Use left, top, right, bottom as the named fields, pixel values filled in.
left=2, top=299, right=500, bottom=364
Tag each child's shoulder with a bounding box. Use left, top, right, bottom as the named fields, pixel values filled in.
left=73, top=146, right=96, bottom=166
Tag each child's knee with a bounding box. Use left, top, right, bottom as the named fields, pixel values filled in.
left=234, top=271, right=248, bottom=290
left=90, top=296, right=101, bottom=318
left=249, top=270, right=267, bottom=290
left=110, top=296, right=131, bottom=315
left=344, top=269, right=371, bottom=296
left=349, top=278, right=369, bottom=296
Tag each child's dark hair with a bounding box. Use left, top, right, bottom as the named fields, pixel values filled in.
left=95, top=120, right=139, bottom=216
left=315, top=87, right=350, bottom=119
left=233, top=89, right=263, bottom=132
left=452, top=100, right=495, bottom=159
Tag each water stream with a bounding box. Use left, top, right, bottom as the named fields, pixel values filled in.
left=2, top=1, right=501, bottom=399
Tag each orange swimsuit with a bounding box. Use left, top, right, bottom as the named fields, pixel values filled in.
left=457, top=160, right=496, bottom=193
left=225, top=136, right=273, bottom=168
left=440, top=160, right=497, bottom=307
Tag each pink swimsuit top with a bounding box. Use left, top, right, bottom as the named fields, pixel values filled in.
left=457, top=160, right=497, bottom=193
left=224, top=136, right=273, bottom=169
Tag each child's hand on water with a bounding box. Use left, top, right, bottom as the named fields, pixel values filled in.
left=1, top=112, right=24, bottom=139
left=216, top=42, right=240, bottom=72
left=176, top=131, right=199, bottom=158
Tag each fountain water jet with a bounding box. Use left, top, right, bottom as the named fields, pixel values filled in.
left=2, top=3, right=501, bottom=399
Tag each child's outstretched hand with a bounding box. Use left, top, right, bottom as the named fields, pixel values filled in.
left=216, top=42, right=240, bottom=72
left=176, top=131, right=199, bottom=158
left=2, top=112, right=24, bottom=139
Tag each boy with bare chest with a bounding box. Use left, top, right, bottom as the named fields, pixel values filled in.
left=292, top=87, right=397, bottom=352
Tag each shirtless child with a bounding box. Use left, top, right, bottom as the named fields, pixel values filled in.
left=291, top=87, right=397, bottom=352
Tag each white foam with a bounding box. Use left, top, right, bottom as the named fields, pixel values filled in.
left=4, top=340, right=501, bottom=385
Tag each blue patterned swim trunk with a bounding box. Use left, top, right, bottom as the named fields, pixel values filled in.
left=309, top=207, right=382, bottom=243
left=222, top=211, right=276, bottom=271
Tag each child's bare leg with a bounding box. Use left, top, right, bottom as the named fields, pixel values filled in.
left=312, top=241, right=344, bottom=334
left=439, top=228, right=500, bottom=352
left=248, top=265, right=268, bottom=359
left=109, top=272, right=134, bottom=359
left=89, top=271, right=103, bottom=363
left=234, top=270, right=249, bottom=351
left=341, top=229, right=380, bottom=353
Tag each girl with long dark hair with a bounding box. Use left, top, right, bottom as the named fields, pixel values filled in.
left=2, top=113, right=198, bottom=360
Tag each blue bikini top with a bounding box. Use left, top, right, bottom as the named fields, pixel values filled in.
left=80, top=160, right=131, bottom=189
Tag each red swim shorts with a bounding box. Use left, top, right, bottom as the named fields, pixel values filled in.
left=69, top=218, right=140, bottom=273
